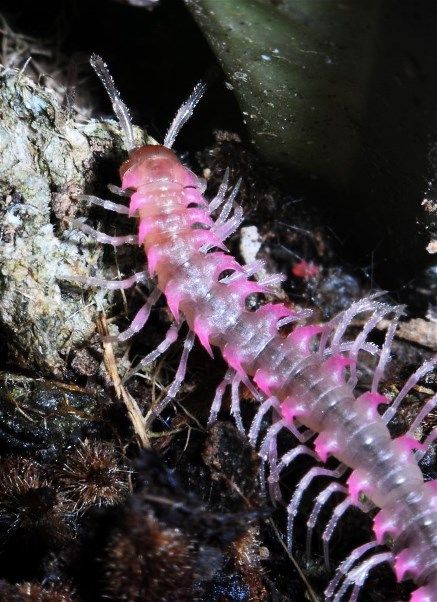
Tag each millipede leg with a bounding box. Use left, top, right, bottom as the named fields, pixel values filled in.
left=306, top=482, right=348, bottom=558
left=322, top=497, right=354, bottom=570
left=61, top=270, right=149, bottom=290
left=325, top=541, right=379, bottom=599
left=347, top=305, right=400, bottom=388
left=324, top=295, right=384, bottom=354
left=78, top=194, right=130, bottom=215
left=248, top=396, right=279, bottom=446
left=122, top=322, right=180, bottom=383
left=231, top=375, right=245, bottom=433
left=333, top=552, right=393, bottom=602
left=107, top=183, right=132, bottom=197
left=408, top=394, right=437, bottom=436
left=415, top=427, right=437, bottom=462
left=69, top=219, right=138, bottom=246
left=383, top=357, right=437, bottom=424
left=286, top=464, right=346, bottom=551
left=259, top=419, right=285, bottom=461
left=208, top=167, right=229, bottom=213
left=322, top=494, right=372, bottom=570
left=208, top=368, right=234, bottom=425
left=144, top=330, right=195, bottom=428
left=104, top=288, right=161, bottom=343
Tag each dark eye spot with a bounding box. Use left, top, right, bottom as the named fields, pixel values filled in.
left=187, top=202, right=202, bottom=209
left=245, top=293, right=266, bottom=312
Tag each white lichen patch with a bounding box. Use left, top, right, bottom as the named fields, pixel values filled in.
left=0, top=67, right=146, bottom=375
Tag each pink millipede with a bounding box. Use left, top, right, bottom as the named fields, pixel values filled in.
left=66, top=55, right=437, bottom=602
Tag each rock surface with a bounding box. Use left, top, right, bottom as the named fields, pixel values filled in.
left=0, top=67, right=146, bottom=375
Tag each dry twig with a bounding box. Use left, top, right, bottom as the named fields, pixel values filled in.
left=97, top=313, right=150, bottom=448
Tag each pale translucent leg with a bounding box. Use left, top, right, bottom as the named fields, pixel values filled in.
left=277, top=308, right=313, bottom=329
left=306, top=482, right=348, bottom=558
left=287, top=420, right=314, bottom=443
left=325, top=541, right=379, bottom=599
left=70, top=219, right=138, bottom=246
left=268, top=445, right=318, bottom=504
left=323, top=294, right=386, bottom=355
left=214, top=206, right=244, bottom=242
left=107, top=183, right=132, bottom=197
left=208, top=167, right=229, bottom=212
left=220, top=260, right=265, bottom=284
left=78, top=194, right=130, bottom=214
left=333, top=552, right=393, bottom=602
left=337, top=341, right=379, bottom=356
left=408, top=394, right=437, bottom=435
left=258, top=273, right=286, bottom=288
left=144, top=330, right=195, bottom=428
left=215, top=179, right=242, bottom=225
left=231, top=375, right=245, bottom=434
left=371, top=305, right=403, bottom=392
left=241, top=372, right=264, bottom=402
left=248, top=396, right=279, bottom=446
left=265, top=428, right=280, bottom=502
left=415, top=427, right=437, bottom=462
left=61, top=270, right=149, bottom=290
left=208, top=368, right=234, bottom=425
left=322, top=498, right=353, bottom=569
left=104, top=288, right=161, bottom=343
left=322, top=495, right=372, bottom=569
left=122, top=322, right=181, bottom=383
left=264, top=416, right=314, bottom=445
left=287, top=464, right=346, bottom=551
left=346, top=304, right=400, bottom=388
left=259, top=419, right=285, bottom=460
left=383, top=357, right=437, bottom=424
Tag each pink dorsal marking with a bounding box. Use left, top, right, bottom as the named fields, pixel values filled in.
left=394, top=435, right=426, bottom=460
left=346, top=469, right=371, bottom=504
left=314, top=431, right=339, bottom=462
left=323, top=355, right=355, bottom=383
left=227, top=279, right=265, bottom=299
left=373, top=509, right=397, bottom=544
left=193, top=316, right=213, bottom=357
left=122, top=170, right=141, bottom=190
left=253, top=369, right=276, bottom=397
left=138, top=218, right=154, bottom=244
left=280, top=396, right=307, bottom=424
left=394, top=549, right=420, bottom=582
left=147, top=246, right=160, bottom=274
left=214, top=252, right=242, bottom=277
left=129, top=191, right=149, bottom=215
left=194, top=230, right=227, bottom=251
left=182, top=186, right=208, bottom=207
left=410, top=586, right=433, bottom=602
left=288, top=324, right=323, bottom=353
left=222, top=344, right=244, bottom=376
left=426, top=479, right=437, bottom=498
left=257, top=303, right=295, bottom=321
left=356, top=391, right=390, bottom=419
left=164, top=282, right=182, bottom=321
left=187, top=207, right=214, bottom=227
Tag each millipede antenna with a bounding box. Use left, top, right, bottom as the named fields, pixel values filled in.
left=90, top=54, right=135, bottom=152
left=164, top=80, right=207, bottom=149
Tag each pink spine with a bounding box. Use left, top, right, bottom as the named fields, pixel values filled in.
left=120, top=144, right=436, bottom=602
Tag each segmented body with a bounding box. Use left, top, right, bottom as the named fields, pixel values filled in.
left=69, top=57, right=437, bottom=601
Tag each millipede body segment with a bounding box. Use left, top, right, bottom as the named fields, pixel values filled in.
left=67, top=55, right=437, bottom=602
